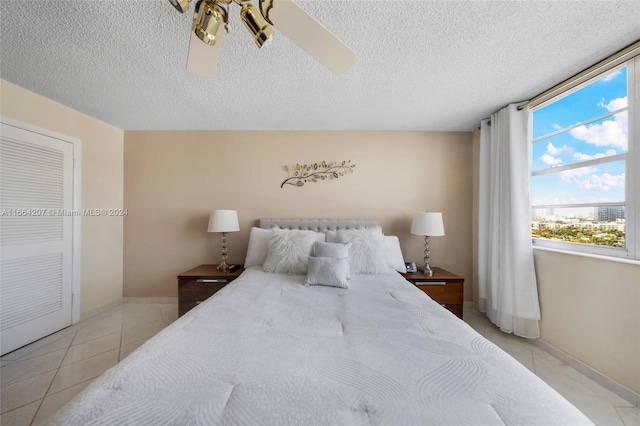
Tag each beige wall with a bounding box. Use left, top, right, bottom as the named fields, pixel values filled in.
left=1, top=80, right=124, bottom=315
left=123, top=131, right=473, bottom=299
left=471, top=129, right=640, bottom=395
left=534, top=251, right=640, bottom=395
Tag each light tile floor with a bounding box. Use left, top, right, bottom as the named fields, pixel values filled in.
left=462, top=307, right=640, bottom=426
left=1, top=304, right=638, bottom=425
left=1, top=303, right=178, bottom=426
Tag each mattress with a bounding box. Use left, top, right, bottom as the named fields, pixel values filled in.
left=51, top=267, right=593, bottom=425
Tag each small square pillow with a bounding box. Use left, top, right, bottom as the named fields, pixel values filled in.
left=312, top=241, right=350, bottom=258
left=305, top=257, right=349, bottom=289
left=335, top=228, right=388, bottom=274
left=263, top=228, right=324, bottom=274
left=312, top=241, right=351, bottom=278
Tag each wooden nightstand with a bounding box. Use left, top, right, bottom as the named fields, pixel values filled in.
left=177, top=264, right=244, bottom=317
left=400, top=267, right=464, bottom=319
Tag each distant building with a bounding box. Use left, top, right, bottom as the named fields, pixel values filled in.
left=597, top=206, right=625, bottom=221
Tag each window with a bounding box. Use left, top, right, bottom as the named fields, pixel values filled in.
left=531, top=57, right=639, bottom=260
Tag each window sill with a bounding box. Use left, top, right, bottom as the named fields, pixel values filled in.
left=533, top=246, right=640, bottom=266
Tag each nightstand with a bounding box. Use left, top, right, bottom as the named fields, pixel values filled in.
left=177, top=264, right=244, bottom=317
left=400, top=267, right=464, bottom=319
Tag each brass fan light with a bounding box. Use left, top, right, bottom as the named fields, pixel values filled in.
left=194, top=0, right=229, bottom=46
left=169, top=0, right=356, bottom=76
left=169, top=0, right=192, bottom=13
left=240, top=2, right=273, bottom=48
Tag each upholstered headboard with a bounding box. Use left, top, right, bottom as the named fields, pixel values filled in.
left=259, top=219, right=378, bottom=233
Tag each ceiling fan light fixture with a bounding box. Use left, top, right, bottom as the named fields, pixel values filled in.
left=169, top=0, right=191, bottom=13
left=240, top=2, right=273, bottom=48
left=193, top=0, right=226, bottom=46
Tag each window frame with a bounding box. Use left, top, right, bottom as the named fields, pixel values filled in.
left=530, top=58, right=639, bottom=261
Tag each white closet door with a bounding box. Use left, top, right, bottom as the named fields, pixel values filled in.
left=0, top=123, right=74, bottom=355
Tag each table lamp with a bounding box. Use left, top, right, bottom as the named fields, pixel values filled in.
left=410, top=212, right=445, bottom=276
left=207, top=210, right=239, bottom=271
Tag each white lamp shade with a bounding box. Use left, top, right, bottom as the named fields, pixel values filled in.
left=411, top=212, right=445, bottom=236
left=207, top=210, right=239, bottom=233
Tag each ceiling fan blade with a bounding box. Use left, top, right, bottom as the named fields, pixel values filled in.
left=263, top=0, right=356, bottom=74
left=186, top=28, right=225, bottom=76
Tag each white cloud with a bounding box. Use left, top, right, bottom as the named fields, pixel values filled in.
left=601, top=69, right=621, bottom=82
left=546, top=142, right=573, bottom=156
left=559, top=167, right=594, bottom=182
left=569, top=110, right=627, bottom=150
left=598, top=97, right=627, bottom=112
left=573, top=149, right=616, bottom=161
left=558, top=166, right=624, bottom=192
left=540, top=154, right=562, bottom=166
left=576, top=172, right=625, bottom=191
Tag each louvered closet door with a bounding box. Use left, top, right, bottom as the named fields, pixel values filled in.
left=0, top=123, right=74, bottom=355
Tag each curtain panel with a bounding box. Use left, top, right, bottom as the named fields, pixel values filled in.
left=478, top=103, right=541, bottom=338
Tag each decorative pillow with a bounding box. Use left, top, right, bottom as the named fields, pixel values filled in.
left=305, top=257, right=349, bottom=289
left=312, top=241, right=351, bottom=278
left=244, top=227, right=272, bottom=267
left=263, top=229, right=324, bottom=274
left=335, top=228, right=388, bottom=274
left=384, top=236, right=407, bottom=273
left=312, top=241, right=350, bottom=258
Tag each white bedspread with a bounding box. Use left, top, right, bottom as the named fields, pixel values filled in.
left=51, top=267, right=592, bottom=425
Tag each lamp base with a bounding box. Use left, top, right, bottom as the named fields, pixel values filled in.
left=217, top=260, right=234, bottom=272
left=217, top=231, right=233, bottom=272
left=422, top=235, right=434, bottom=277
left=421, top=264, right=434, bottom=277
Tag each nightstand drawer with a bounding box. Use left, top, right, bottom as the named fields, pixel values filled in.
left=415, top=281, right=463, bottom=305
left=400, top=267, right=464, bottom=319
left=177, top=264, right=244, bottom=317
left=445, top=304, right=463, bottom=318
left=178, top=280, right=226, bottom=302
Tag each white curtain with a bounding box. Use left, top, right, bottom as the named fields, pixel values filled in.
left=478, top=103, right=541, bottom=338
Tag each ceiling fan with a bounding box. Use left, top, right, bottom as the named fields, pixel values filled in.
left=168, top=0, right=356, bottom=76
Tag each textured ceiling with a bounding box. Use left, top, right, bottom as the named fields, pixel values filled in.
left=1, top=1, right=639, bottom=131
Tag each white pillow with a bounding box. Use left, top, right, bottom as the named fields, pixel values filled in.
left=312, top=241, right=351, bottom=279
left=244, top=227, right=272, bottom=267
left=326, top=230, right=338, bottom=243
left=305, top=257, right=349, bottom=289
left=263, top=229, right=324, bottom=274
left=326, top=226, right=382, bottom=243
left=335, top=229, right=388, bottom=274
left=384, top=236, right=407, bottom=273
left=312, top=241, right=350, bottom=258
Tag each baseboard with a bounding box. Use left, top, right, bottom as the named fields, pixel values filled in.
left=532, top=338, right=640, bottom=407
left=464, top=301, right=639, bottom=407
left=79, top=298, right=122, bottom=322
left=123, top=297, right=178, bottom=304
left=79, top=297, right=179, bottom=321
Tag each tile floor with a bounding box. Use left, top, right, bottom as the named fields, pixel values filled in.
left=1, top=303, right=638, bottom=425
left=1, top=303, right=178, bottom=425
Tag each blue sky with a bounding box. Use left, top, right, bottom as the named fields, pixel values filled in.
left=532, top=67, right=627, bottom=207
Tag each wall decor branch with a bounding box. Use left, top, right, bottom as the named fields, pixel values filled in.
left=281, top=160, right=355, bottom=188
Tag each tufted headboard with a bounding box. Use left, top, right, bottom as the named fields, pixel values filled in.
left=259, top=218, right=378, bottom=233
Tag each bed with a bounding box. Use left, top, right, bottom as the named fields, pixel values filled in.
left=51, top=219, right=592, bottom=425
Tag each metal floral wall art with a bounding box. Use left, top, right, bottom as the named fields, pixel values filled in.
left=281, top=160, right=355, bottom=188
